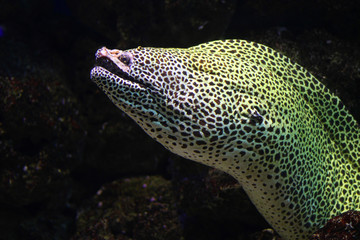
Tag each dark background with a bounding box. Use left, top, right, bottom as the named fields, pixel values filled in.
left=0, top=0, right=359, bottom=239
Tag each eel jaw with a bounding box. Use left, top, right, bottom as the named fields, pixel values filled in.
left=95, top=47, right=131, bottom=72
left=91, top=47, right=151, bottom=89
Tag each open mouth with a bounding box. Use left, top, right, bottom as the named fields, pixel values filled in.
left=94, top=57, right=152, bottom=89
left=95, top=57, right=134, bottom=81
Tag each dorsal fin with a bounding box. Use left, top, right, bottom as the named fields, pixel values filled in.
left=190, top=39, right=360, bottom=166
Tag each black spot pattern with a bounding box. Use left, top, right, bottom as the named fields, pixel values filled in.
left=91, top=40, right=360, bottom=240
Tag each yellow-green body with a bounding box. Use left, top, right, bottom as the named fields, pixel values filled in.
left=91, top=39, right=360, bottom=239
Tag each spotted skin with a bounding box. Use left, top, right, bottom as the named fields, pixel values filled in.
left=90, top=39, right=360, bottom=240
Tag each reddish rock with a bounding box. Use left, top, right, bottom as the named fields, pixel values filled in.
left=310, top=211, right=360, bottom=240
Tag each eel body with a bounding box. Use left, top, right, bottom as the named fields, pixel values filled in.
left=90, top=39, right=360, bottom=240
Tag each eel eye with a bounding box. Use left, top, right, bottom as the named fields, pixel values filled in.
left=119, top=53, right=132, bottom=66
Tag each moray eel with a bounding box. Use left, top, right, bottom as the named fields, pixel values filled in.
left=90, top=39, right=360, bottom=240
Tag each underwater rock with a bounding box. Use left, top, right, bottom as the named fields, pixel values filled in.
left=310, top=210, right=360, bottom=240
left=72, top=176, right=182, bottom=240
